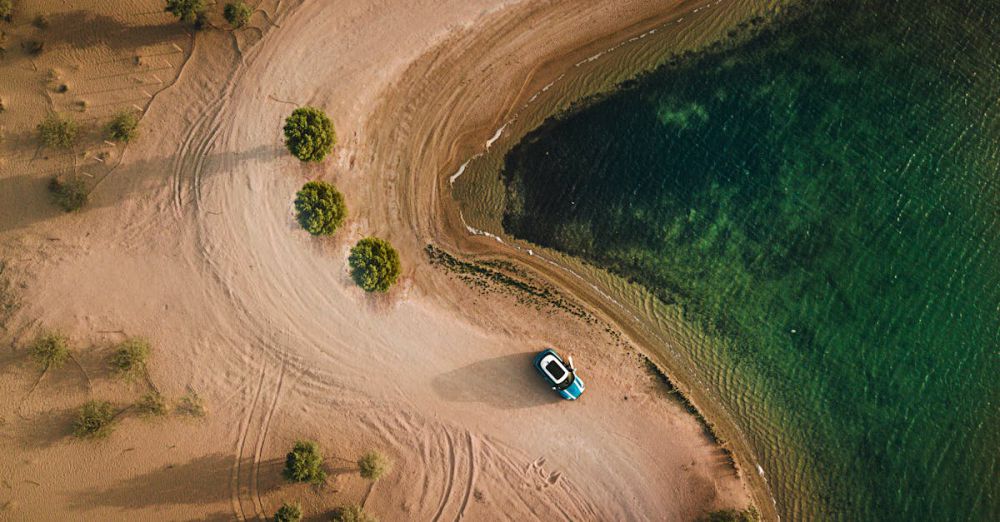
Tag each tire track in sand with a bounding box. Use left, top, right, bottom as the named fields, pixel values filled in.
left=229, top=359, right=286, bottom=521
left=431, top=429, right=458, bottom=522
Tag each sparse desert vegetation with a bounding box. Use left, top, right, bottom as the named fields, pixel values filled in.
left=224, top=1, right=252, bottom=29
left=109, top=337, right=151, bottom=381
left=358, top=450, right=391, bottom=481
left=283, top=440, right=325, bottom=483
left=164, top=0, right=206, bottom=25
left=283, top=106, right=336, bottom=162
left=331, top=504, right=376, bottom=522
left=107, top=109, right=140, bottom=143
left=273, top=502, right=303, bottom=522
left=37, top=113, right=78, bottom=149
left=29, top=332, right=71, bottom=370
left=135, top=391, right=168, bottom=417
left=48, top=176, right=88, bottom=212
left=0, top=0, right=13, bottom=22
left=177, top=389, right=206, bottom=417
left=349, top=237, right=401, bottom=293
left=73, top=400, right=115, bottom=439
left=294, top=181, right=346, bottom=236
left=700, top=508, right=759, bottom=522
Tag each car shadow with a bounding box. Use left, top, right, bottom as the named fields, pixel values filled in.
left=431, top=352, right=562, bottom=410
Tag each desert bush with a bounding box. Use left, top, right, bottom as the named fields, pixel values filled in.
left=37, top=112, right=78, bottom=148
left=135, top=391, right=167, bottom=417
left=32, top=13, right=48, bottom=29
left=48, top=176, right=88, bottom=212
left=357, top=450, right=391, bottom=481
left=177, top=389, right=206, bottom=417
left=74, top=400, right=115, bottom=439
left=294, top=181, right=346, bottom=236
left=0, top=0, right=13, bottom=22
left=30, top=332, right=70, bottom=370
left=331, top=505, right=376, bottom=522
left=283, top=107, right=336, bottom=162
left=283, top=440, right=325, bottom=483
left=273, top=502, right=302, bottom=522
left=23, top=39, right=44, bottom=55
left=224, top=1, right=252, bottom=28
left=349, top=237, right=401, bottom=293
left=700, top=508, right=759, bottom=522
left=107, top=109, right=140, bottom=143
left=164, top=0, right=206, bottom=25
left=110, top=337, right=150, bottom=380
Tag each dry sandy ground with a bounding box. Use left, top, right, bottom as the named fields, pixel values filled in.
left=1, top=0, right=760, bottom=520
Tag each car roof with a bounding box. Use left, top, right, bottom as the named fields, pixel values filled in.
left=539, top=353, right=570, bottom=384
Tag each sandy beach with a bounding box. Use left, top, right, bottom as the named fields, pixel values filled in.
left=1, top=0, right=770, bottom=520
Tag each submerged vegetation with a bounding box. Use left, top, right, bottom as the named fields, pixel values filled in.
left=349, top=237, right=401, bottom=293
left=294, top=181, right=346, bottom=236
left=283, top=107, right=336, bottom=162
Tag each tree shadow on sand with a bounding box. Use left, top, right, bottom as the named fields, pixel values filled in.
left=431, top=352, right=562, bottom=410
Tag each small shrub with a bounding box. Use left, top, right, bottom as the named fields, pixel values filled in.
left=164, top=0, right=206, bottom=25
left=48, top=177, right=88, bottom=212
left=0, top=0, right=12, bottom=22
left=110, top=337, right=150, bottom=380
left=107, top=109, right=140, bottom=143
left=283, top=107, right=336, bottom=162
left=283, top=440, right=325, bottom=483
left=23, top=39, right=44, bottom=55
left=135, top=392, right=167, bottom=417
left=349, top=237, right=401, bottom=293
left=74, top=400, right=115, bottom=439
left=331, top=505, right=376, bottom=522
left=224, top=1, right=252, bottom=28
left=29, top=332, right=70, bottom=370
left=32, top=14, right=48, bottom=29
left=37, top=113, right=78, bottom=148
left=357, top=450, right=391, bottom=481
left=177, top=390, right=206, bottom=417
left=294, top=181, right=346, bottom=236
left=273, top=502, right=302, bottom=522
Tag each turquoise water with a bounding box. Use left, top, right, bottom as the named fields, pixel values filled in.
left=501, top=0, right=999, bottom=519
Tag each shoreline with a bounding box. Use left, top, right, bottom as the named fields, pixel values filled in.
left=363, top=0, right=793, bottom=520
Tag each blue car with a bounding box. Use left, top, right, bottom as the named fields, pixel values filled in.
left=533, top=348, right=585, bottom=400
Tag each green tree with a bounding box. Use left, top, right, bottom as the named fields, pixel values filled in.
left=331, top=505, right=376, bottom=522
left=283, top=107, right=336, bottom=162
left=283, top=440, right=325, bottom=483
left=30, top=332, right=70, bottom=370
left=37, top=113, right=78, bottom=149
left=48, top=177, right=88, bottom=212
left=273, top=502, right=303, bottom=522
left=74, top=400, right=115, bottom=439
left=224, top=1, right=252, bottom=28
left=348, top=237, right=401, bottom=293
left=164, top=0, right=205, bottom=25
left=107, top=109, right=140, bottom=143
left=109, top=337, right=150, bottom=381
left=294, top=181, right=347, bottom=236
left=358, top=450, right=391, bottom=481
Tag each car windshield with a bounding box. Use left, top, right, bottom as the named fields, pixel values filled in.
left=542, top=355, right=575, bottom=390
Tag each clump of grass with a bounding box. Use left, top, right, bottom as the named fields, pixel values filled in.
left=29, top=332, right=70, bottom=370
left=37, top=112, right=77, bottom=148
left=135, top=391, right=167, bottom=417
left=358, top=450, right=391, bottom=481
left=109, top=337, right=150, bottom=381
left=48, top=176, right=88, bottom=212
left=106, top=109, right=140, bottom=143
left=176, top=389, right=206, bottom=417
left=0, top=0, right=12, bottom=22
left=223, top=1, right=252, bottom=28
left=283, top=440, right=325, bottom=483
left=331, top=505, right=375, bottom=522
left=23, top=39, right=44, bottom=55
left=273, top=502, right=302, bottom=522
left=73, top=400, right=115, bottom=439
left=32, top=13, right=48, bottom=29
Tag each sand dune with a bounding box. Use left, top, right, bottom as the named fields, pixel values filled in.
left=1, top=0, right=761, bottom=520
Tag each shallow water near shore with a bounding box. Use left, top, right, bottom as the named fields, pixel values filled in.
left=500, top=0, right=999, bottom=519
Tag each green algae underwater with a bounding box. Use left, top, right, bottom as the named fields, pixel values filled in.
left=501, top=0, right=999, bottom=519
